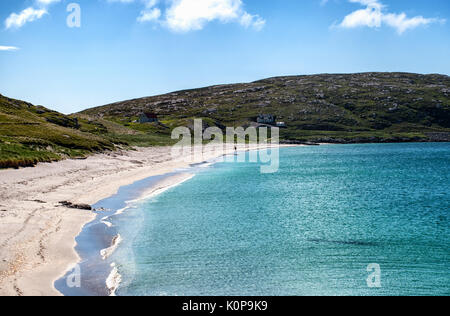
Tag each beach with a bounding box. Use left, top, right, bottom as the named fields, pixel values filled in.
left=0, top=144, right=288, bottom=296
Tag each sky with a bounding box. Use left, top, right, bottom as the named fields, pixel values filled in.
left=0, top=0, right=449, bottom=114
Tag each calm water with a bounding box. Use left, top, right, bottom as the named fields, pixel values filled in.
left=110, top=143, right=449, bottom=296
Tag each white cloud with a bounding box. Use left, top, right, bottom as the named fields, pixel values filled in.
left=383, top=13, right=443, bottom=35
left=138, top=8, right=161, bottom=23
left=163, top=0, right=266, bottom=32
left=166, top=0, right=239, bottom=31
left=0, top=46, right=19, bottom=51
left=5, top=8, right=47, bottom=29
left=137, top=0, right=161, bottom=23
left=4, top=0, right=61, bottom=29
left=109, top=0, right=265, bottom=32
left=338, top=0, right=445, bottom=34
left=36, top=0, right=61, bottom=5
left=239, top=12, right=265, bottom=31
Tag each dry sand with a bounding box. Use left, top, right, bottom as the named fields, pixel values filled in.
left=0, top=144, right=292, bottom=296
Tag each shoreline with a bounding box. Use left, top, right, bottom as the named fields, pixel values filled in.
left=55, top=171, right=199, bottom=296
left=0, top=143, right=295, bottom=296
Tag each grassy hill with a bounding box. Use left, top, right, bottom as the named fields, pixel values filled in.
left=1, top=72, right=449, bottom=168
left=0, top=94, right=116, bottom=168
left=0, top=94, right=176, bottom=168
left=82, top=72, right=450, bottom=144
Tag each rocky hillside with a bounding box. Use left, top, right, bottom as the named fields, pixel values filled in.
left=82, top=72, right=450, bottom=143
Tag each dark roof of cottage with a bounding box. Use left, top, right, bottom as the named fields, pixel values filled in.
left=141, top=112, right=158, bottom=118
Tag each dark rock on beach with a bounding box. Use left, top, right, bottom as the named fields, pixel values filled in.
left=59, top=201, right=92, bottom=210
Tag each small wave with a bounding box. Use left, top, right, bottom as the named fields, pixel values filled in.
left=100, top=234, right=122, bottom=260
left=128, top=174, right=196, bottom=205
left=115, top=205, right=131, bottom=216
left=106, top=263, right=122, bottom=296
left=101, top=216, right=113, bottom=228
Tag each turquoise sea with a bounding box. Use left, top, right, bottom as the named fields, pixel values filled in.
left=62, top=143, right=450, bottom=296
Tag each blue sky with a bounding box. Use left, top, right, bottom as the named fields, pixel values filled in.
left=0, top=0, right=449, bottom=113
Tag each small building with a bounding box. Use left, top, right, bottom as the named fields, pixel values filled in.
left=257, top=114, right=275, bottom=125
left=138, top=112, right=158, bottom=123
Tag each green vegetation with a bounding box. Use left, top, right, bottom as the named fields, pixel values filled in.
left=83, top=72, right=450, bottom=144
left=1, top=72, right=449, bottom=168
left=0, top=95, right=111, bottom=168
left=0, top=94, right=174, bottom=168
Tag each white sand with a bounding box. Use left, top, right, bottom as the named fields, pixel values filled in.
left=0, top=144, right=295, bottom=296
